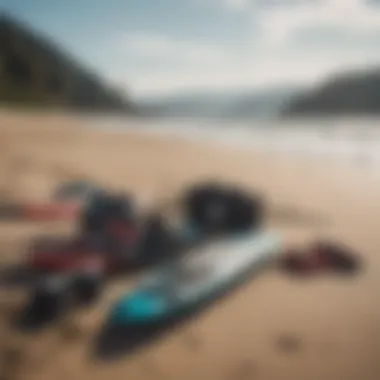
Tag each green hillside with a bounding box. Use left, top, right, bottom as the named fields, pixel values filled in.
left=0, top=13, right=135, bottom=112
left=283, top=69, right=380, bottom=116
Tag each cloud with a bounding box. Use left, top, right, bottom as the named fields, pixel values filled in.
left=118, top=33, right=226, bottom=65
left=224, top=0, right=249, bottom=10
left=222, top=0, right=322, bottom=11
left=104, top=0, right=380, bottom=98
left=110, top=47, right=380, bottom=98
left=218, top=0, right=380, bottom=46
left=253, top=0, right=380, bottom=46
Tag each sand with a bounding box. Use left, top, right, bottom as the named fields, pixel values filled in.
left=0, top=111, right=380, bottom=380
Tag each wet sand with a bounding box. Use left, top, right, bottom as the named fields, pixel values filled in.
left=0, top=111, right=380, bottom=380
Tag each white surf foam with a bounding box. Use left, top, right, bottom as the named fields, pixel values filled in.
left=89, top=116, right=380, bottom=168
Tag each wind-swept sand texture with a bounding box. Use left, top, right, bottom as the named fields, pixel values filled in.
left=0, top=111, right=379, bottom=380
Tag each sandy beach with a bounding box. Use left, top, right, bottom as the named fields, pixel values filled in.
left=1, top=111, right=380, bottom=380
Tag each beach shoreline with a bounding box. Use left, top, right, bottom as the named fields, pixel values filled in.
left=0, top=112, right=379, bottom=380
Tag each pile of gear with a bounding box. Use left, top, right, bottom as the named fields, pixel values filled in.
left=17, top=181, right=265, bottom=330
left=12, top=180, right=361, bottom=331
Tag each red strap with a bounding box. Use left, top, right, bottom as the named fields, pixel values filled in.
left=23, top=202, right=79, bottom=221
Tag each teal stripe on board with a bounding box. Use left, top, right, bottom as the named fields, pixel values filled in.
left=107, top=231, right=281, bottom=326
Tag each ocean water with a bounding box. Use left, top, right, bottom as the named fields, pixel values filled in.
left=89, top=116, right=380, bottom=167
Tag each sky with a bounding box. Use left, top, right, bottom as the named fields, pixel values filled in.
left=2, top=0, right=380, bottom=99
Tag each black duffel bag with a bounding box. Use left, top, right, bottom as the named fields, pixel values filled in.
left=183, top=182, right=264, bottom=234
